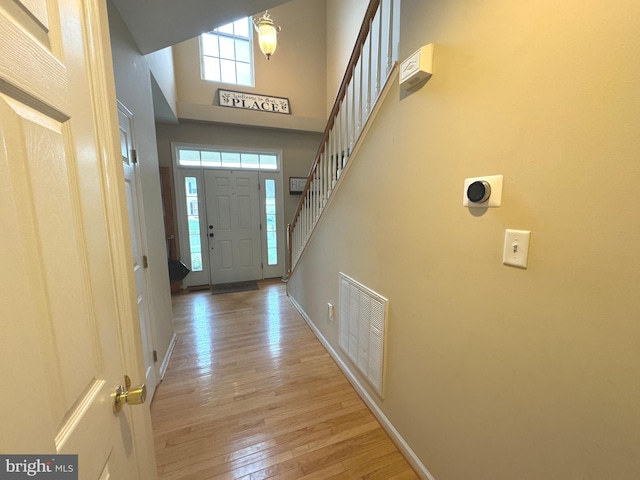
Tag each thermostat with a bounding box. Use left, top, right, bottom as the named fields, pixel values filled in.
left=467, top=181, right=491, bottom=203
left=462, top=175, right=503, bottom=208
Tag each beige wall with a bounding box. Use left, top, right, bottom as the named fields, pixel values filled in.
left=155, top=121, right=322, bottom=229
left=325, top=0, right=369, bottom=115
left=146, top=46, right=178, bottom=123
left=288, top=0, right=640, bottom=479
left=108, top=3, right=175, bottom=377
left=172, top=0, right=327, bottom=132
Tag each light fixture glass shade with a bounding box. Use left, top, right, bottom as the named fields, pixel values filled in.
left=254, top=11, right=280, bottom=60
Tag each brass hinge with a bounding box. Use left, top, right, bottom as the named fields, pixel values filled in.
left=153, top=350, right=158, bottom=363
left=131, top=149, right=138, bottom=164
left=143, top=255, right=149, bottom=268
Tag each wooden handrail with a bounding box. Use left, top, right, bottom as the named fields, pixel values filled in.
left=288, top=0, right=395, bottom=273
left=290, top=0, right=381, bottom=230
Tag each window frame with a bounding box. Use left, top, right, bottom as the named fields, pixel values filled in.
left=175, top=144, right=281, bottom=172
left=200, top=17, right=255, bottom=87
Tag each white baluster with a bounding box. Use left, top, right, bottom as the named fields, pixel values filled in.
left=387, top=0, right=394, bottom=75
left=358, top=56, right=363, bottom=134
left=376, top=3, right=383, bottom=98
left=337, top=109, right=343, bottom=175
left=366, top=24, right=372, bottom=119
left=351, top=75, right=356, bottom=150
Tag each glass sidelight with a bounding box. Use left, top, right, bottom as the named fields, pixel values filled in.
left=184, top=177, right=203, bottom=272
left=265, top=179, right=277, bottom=266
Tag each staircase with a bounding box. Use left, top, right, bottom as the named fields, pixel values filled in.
left=288, top=0, right=401, bottom=274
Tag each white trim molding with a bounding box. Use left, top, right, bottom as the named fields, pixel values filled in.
left=159, top=333, right=178, bottom=380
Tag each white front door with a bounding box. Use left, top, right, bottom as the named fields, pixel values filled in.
left=118, top=102, right=158, bottom=402
left=0, top=0, right=156, bottom=477
left=205, top=170, right=263, bottom=284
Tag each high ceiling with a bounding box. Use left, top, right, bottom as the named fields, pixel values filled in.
left=110, top=0, right=294, bottom=54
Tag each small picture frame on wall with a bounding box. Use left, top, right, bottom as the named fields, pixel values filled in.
left=289, top=177, right=307, bottom=194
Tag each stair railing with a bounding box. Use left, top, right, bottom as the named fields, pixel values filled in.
left=288, top=0, right=400, bottom=274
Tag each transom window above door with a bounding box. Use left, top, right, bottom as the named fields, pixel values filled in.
left=177, top=146, right=279, bottom=171
left=201, top=18, right=254, bottom=86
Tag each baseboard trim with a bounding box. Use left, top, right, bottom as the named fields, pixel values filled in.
left=287, top=294, right=436, bottom=480
left=159, top=333, right=177, bottom=380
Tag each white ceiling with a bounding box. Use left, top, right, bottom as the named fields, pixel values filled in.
left=110, top=0, right=294, bottom=54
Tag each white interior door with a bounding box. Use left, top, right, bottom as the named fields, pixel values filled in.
left=0, top=0, right=155, bottom=477
left=205, top=170, right=263, bottom=284
left=118, top=102, right=158, bottom=402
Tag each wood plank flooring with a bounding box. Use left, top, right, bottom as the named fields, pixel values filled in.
left=151, top=280, right=418, bottom=480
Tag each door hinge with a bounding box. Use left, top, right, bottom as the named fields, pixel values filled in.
left=153, top=350, right=158, bottom=363
left=131, top=148, right=138, bottom=164
left=143, top=255, right=149, bottom=268
left=260, top=224, right=262, bottom=230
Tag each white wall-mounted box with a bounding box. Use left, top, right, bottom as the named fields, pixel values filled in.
left=399, top=44, right=434, bottom=90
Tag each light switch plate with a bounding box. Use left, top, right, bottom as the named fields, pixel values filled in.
left=503, top=229, right=531, bottom=269
left=463, top=174, right=503, bottom=207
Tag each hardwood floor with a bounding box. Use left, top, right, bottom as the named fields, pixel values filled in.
left=151, top=280, right=418, bottom=480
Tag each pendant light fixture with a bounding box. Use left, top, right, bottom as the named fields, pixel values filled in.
left=254, top=10, right=281, bottom=60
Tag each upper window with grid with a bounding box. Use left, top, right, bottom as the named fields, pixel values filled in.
left=201, top=18, right=254, bottom=86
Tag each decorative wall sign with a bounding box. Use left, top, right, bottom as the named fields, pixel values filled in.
left=289, top=177, right=307, bottom=194
left=218, top=89, right=291, bottom=115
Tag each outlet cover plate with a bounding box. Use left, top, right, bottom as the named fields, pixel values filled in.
left=327, top=303, right=334, bottom=322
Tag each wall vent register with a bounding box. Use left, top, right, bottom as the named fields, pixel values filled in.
left=339, top=273, right=388, bottom=398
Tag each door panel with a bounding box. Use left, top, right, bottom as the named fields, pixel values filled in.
left=239, top=239, right=253, bottom=266
left=220, top=241, right=233, bottom=269
left=14, top=0, right=50, bottom=29
left=238, top=196, right=252, bottom=228
left=205, top=170, right=262, bottom=284
left=218, top=196, right=231, bottom=230
left=0, top=0, right=154, bottom=477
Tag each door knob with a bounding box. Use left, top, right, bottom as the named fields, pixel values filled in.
left=112, top=375, right=147, bottom=413
left=209, top=233, right=214, bottom=237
